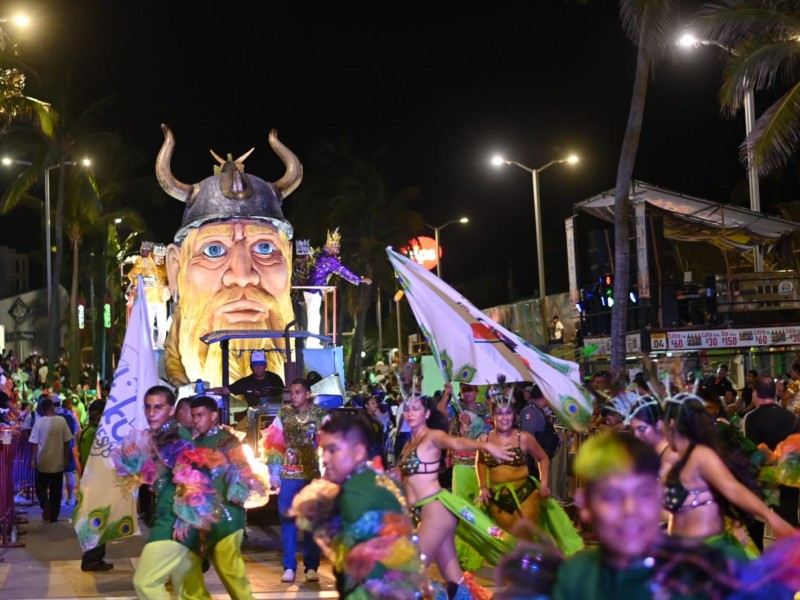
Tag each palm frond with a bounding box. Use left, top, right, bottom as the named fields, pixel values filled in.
left=0, top=164, right=39, bottom=214
left=619, top=0, right=677, bottom=58
left=719, top=39, right=800, bottom=115
left=745, top=82, right=800, bottom=174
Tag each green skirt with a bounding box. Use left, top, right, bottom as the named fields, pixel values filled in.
left=415, top=488, right=517, bottom=566
left=487, top=476, right=584, bottom=556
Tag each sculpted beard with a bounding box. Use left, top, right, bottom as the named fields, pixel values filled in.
left=176, top=278, right=294, bottom=383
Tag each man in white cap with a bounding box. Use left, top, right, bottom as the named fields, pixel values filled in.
left=209, top=350, right=284, bottom=408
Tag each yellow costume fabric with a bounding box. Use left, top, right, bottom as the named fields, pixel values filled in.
left=132, top=539, right=209, bottom=600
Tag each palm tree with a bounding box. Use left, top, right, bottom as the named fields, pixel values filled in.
left=609, top=0, right=676, bottom=375
left=693, top=1, right=800, bottom=176
left=286, top=139, right=425, bottom=385
left=0, top=78, right=119, bottom=384
left=61, top=134, right=152, bottom=383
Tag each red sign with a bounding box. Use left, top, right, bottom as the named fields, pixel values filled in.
left=400, top=236, right=440, bottom=271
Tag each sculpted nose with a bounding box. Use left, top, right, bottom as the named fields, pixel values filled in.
left=222, top=243, right=259, bottom=287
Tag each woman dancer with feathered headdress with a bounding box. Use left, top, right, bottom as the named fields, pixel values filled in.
left=476, top=378, right=584, bottom=557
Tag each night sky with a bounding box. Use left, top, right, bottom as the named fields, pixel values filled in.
left=1, top=1, right=794, bottom=305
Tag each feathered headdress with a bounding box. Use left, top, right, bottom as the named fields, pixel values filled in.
left=487, top=374, right=513, bottom=411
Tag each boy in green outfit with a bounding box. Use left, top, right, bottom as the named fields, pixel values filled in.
left=190, top=395, right=261, bottom=600
left=292, top=410, right=426, bottom=599
left=552, top=432, right=749, bottom=600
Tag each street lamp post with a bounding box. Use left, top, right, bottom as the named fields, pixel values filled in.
left=0, top=14, right=30, bottom=51
left=491, top=154, right=579, bottom=299
left=678, top=34, right=761, bottom=214
left=44, top=162, right=76, bottom=319
left=3, top=157, right=91, bottom=319
left=424, top=217, right=469, bottom=278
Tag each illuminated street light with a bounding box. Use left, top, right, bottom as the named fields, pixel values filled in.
left=678, top=33, right=760, bottom=214
left=491, top=153, right=579, bottom=299
left=0, top=14, right=30, bottom=51
left=424, top=216, right=469, bottom=278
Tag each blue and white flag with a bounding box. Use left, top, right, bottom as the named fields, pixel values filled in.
left=74, top=276, right=157, bottom=551
left=386, top=247, right=594, bottom=432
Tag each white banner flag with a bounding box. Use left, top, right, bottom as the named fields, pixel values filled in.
left=73, top=276, right=156, bottom=551
left=386, top=247, right=593, bottom=432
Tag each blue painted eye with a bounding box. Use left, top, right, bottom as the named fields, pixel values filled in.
left=254, top=242, right=275, bottom=256
left=202, top=243, right=227, bottom=258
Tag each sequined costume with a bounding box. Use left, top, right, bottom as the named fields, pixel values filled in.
left=304, top=248, right=366, bottom=348
left=127, top=249, right=171, bottom=349
left=270, top=404, right=330, bottom=480
left=264, top=403, right=330, bottom=575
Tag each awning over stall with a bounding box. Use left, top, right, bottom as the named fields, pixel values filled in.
left=574, top=181, right=800, bottom=253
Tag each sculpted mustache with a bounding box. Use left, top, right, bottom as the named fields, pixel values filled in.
left=214, top=288, right=280, bottom=308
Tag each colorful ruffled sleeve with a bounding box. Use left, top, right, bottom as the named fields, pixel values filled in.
left=110, top=428, right=159, bottom=495
left=336, top=470, right=427, bottom=599
left=759, top=433, right=800, bottom=489
left=260, top=412, right=285, bottom=482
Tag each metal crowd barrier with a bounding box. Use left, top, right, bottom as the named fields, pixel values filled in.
left=552, top=425, right=592, bottom=502
left=13, top=427, right=35, bottom=502
left=0, top=426, right=31, bottom=547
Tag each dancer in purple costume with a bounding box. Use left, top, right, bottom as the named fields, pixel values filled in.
left=303, top=228, right=371, bottom=348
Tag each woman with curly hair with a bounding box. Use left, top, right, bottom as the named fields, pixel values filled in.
left=662, top=393, right=796, bottom=557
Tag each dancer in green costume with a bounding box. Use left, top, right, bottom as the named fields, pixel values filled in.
left=398, top=394, right=516, bottom=598
left=190, top=396, right=269, bottom=600
left=128, top=385, right=210, bottom=600
left=291, top=410, right=428, bottom=599
left=476, top=394, right=584, bottom=556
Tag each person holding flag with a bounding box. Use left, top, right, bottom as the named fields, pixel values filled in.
left=73, top=275, right=158, bottom=570
left=78, top=399, right=111, bottom=572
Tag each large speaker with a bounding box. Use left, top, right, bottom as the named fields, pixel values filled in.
left=587, top=228, right=612, bottom=282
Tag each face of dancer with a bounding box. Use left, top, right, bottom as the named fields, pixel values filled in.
left=176, top=400, right=194, bottom=429
left=191, top=405, right=218, bottom=435
left=629, top=417, right=661, bottom=447
left=319, top=430, right=367, bottom=484
left=289, top=383, right=312, bottom=411
left=579, top=472, right=663, bottom=568
left=166, top=220, right=294, bottom=374
left=402, top=396, right=429, bottom=429
left=366, top=396, right=378, bottom=416
left=492, top=405, right=515, bottom=434
left=145, top=392, right=175, bottom=430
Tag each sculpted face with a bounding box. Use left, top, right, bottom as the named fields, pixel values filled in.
left=165, top=220, right=294, bottom=385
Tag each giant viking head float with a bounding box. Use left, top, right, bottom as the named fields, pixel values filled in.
left=157, top=124, right=303, bottom=388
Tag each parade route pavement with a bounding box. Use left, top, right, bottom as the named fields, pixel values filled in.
left=0, top=501, right=500, bottom=599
